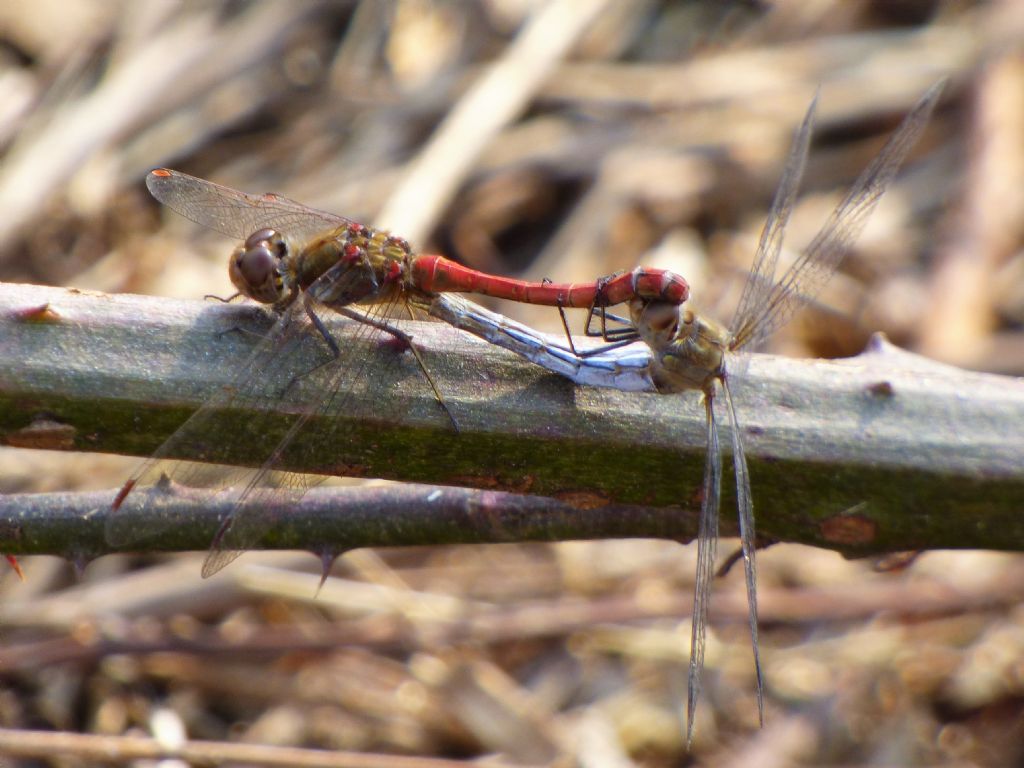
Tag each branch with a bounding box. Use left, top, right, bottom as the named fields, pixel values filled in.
left=0, top=484, right=688, bottom=562
left=0, top=725, right=533, bottom=768
left=2, top=281, right=1023, bottom=557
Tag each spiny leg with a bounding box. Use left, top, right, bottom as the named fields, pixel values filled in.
left=333, top=302, right=460, bottom=433
left=204, top=291, right=243, bottom=303
left=555, top=301, right=579, bottom=356
left=582, top=303, right=639, bottom=344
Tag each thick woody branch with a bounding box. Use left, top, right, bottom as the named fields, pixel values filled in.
left=1, top=281, right=1023, bottom=558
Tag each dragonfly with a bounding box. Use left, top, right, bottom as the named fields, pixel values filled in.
left=438, top=82, right=944, bottom=744
left=109, top=169, right=690, bottom=578
left=633, top=82, right=941, bottom=743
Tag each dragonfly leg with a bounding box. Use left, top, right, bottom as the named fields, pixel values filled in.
left=571, top=305, right=643, bottom=358
left=261, top=299, right=340, bottom=399
left=556, top=294, right=636, bottom=355
left=204, top=291, right=243, bottom=303
left=585, top=272, right=643, bottom=343
left=716, top=538, right=777, bottom=578
left=213, top=305, right=277, bottom=342
left=582, top=304, right=640, bottom=344
left=555, top=302, right=580, bottom=356
left=576, top=336, right=640, bottom=358
left=271, top=298, right=347, bottom=399
left=549, top=271, right=644, bottom=352
left=330, top=301, right=460, bottom=433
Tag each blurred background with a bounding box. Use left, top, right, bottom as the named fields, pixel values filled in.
left=1, top=0, right=1023, bottom=765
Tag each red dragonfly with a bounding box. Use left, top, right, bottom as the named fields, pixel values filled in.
left=109, top=169, right=689, bottom=577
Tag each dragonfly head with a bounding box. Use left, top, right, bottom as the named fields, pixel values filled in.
left=629, top=299, right=680, bottom=352
left=229, top=228, right=289, bottom=304
left=629, top=299, right=728, bottom=393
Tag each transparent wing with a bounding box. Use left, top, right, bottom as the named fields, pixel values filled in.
left=722, top=377, right=764, bottom=727
left=198, top=291, right=421, bottom=578
left=686, top=391, right=721, bottom=749
left=195, top=294, right=341, bottom=578
left=108, top=284, right=436, bottom=576
left=729, top=92, right=817, bottom=338
left=146, top=168, right=355, bottom=242
left=731, top=81, right=944, bottom=351
left=111, top=209, right=448, bottom=577
left=106, top=299, right=313, bottom=548
left=116, top=169, right=459, bottom=577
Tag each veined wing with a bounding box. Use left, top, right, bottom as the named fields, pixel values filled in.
left=728, top=92, right=817, bottom=342
left=108, top=285, right=439, bottom=577
left=686, top=393, right=721, bottom=747
left=198, top=261, right=448, bottom=577
left=722, top=378, right=764, bottom=729
left=730, top=81, right=943, bottom=352
left=106, top=298, right=314, bottom=548
left=146, top=169, right=357, bottom=243
left=108, top=247, right=437, bottom=577
left=198, top=298, right=399, bottom=577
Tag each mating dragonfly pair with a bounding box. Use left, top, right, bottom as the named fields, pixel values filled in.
left=110, top=83, right=942, bottom=744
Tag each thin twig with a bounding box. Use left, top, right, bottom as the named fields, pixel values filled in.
left=0, top=726, right=539, bottom=768
left=376, top=0, right=615, bottom=243
left=0, top=484, right=689, bottom=561
left=5, top=557, right=1024, bottom=667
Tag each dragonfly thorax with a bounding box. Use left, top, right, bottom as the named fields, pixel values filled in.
left=630, top=299, right=728, bottom=394
left=229, top=228, right=289, bottom=304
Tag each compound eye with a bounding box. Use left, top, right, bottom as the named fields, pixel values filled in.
left=245, top=228, right=279, bottom=249
left=239, top=245, right=275, bottom=288
left=646, top=303, right=679, bottom=337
